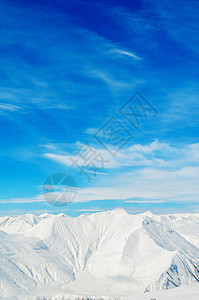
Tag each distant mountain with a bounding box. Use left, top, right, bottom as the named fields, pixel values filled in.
left=0, top=209, right=199, bottom=299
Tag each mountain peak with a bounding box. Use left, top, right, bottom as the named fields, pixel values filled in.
left=109, top=208, right=128, bottom=214
left=140, top=210, right=159, bottom=219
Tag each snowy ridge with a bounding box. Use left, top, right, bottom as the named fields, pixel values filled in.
left=0, top=210, right=199, bottom=298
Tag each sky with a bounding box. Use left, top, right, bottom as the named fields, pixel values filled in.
left=0, top=0, right=199, bottom=216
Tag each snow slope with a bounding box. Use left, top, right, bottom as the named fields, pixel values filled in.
left=160, top=213, right=199, bottom=249
left=0, top=209, right=199, bottom=299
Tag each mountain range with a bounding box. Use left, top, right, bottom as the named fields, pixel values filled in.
left=0, top=209, right=199, bottom=299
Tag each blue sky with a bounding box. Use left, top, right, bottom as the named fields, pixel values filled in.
left=0, top=0, right=199, bottom=216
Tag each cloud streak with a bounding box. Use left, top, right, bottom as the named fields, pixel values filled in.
left=110, top=49, right=142, bottom=60
left=0, top=103, right=22, bottom=112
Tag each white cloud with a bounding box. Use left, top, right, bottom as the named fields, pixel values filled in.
left=185, top=144, right=199, bottom=161
left=0, top=103, right=22, bottom=112
left=75, top=208, right=103, bottom=212
left=72, top=166, right=199, bottom=203
left=87, top=170, right=107, bottom=175
left=41, top=144, right=57, bottom=150
left=43, top=140, right=169, bottom=169
left=43, top=140, right=199, bottom=171
left=85, top=127, right=98, bottom=135
left=110, top=49, right=142, bottom=60
left=2, top=166, right=199, bottom=205
left=88, top=69, right=134, bottom=89
left=35, top=140, right=199, bottom=204
left=43, top=153, right=72, bottom=165
left=125, top=200, right=165, bottom=204
left=0, top=195, right=45, bottom=204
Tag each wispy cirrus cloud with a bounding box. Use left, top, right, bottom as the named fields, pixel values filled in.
left=0, top=195, right=45, bottom=204
left=110, top=49, right=142, bottom=60
left=84, top=68, right=137, bottom=90
left=0, top=103, right=22, bottom=112
left=151, top=0, right=199, bottom=54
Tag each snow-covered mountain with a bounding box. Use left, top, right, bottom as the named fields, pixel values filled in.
left=0, top=209, right=199, bottom=299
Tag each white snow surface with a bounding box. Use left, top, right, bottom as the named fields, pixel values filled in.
left=0, top=209, right=199, bottom=299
